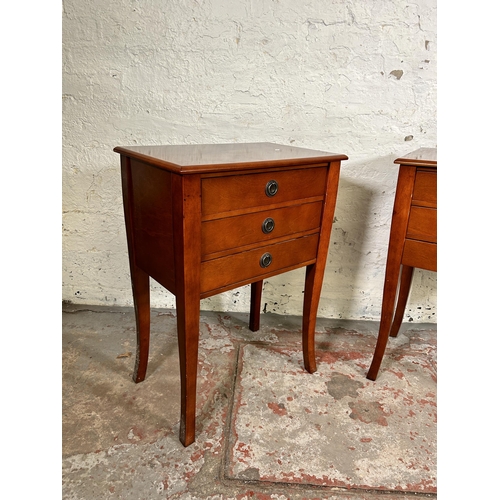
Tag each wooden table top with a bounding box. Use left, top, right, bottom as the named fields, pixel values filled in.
left=114, top=142, right=348, bottom=175
left=394, top=147, right=437, bottom=167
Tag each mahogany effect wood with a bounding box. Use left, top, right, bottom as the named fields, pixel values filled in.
left=367, top=147, right=437, bottom=381
left=115, top=142, right=348, bottom=446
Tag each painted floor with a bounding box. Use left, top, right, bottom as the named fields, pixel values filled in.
left=62, top=304, right=436, bottom=499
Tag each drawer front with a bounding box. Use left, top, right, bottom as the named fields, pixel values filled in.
left=412, top=169, right=437, bottom=208
left=406, top=206, right=437, bottom=243
left=202, top=166, right=327, bottom=218
left=200, top=234, right=319, bottom=294
left=201, top=201, right=323, bottom=259
left=402, top=239, right=437, bottom=272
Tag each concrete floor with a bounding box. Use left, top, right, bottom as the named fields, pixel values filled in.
left=62, top=303, right=436, bottom=500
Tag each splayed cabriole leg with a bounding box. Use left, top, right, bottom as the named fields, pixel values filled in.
left=389, top=265, right=414, bottom=338
left=301, top=161, right=342, bottom=374
left=302, top=263, right=320, bottom=373
left=367, top=165, right=416, bottom=381
left=120, top=155, right=152, bottom=384
left=176, top=293, right=200, bottom=447
left=366, top=247, right=406, bottom=381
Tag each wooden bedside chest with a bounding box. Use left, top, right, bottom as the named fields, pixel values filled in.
left=114, top=143, right=348, bottom=445
left=367, top=147, right=437, bottom=381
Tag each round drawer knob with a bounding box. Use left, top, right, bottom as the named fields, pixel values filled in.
left=259, top=252, right=273, bottom=268
left=265, top=180, right=279, bottom=197
left=262, top=217, right=275, bottom=234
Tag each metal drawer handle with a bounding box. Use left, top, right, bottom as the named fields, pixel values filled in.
left=259, top=252, right=273, bottom=268
left=262, top=217, right=275, bottom=234
left=265, top=180, right=279, bottom=197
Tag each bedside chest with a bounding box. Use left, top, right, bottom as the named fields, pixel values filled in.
left=367, top=147, right=437, bottom=381
left=114, top=143, right=348, bottom=445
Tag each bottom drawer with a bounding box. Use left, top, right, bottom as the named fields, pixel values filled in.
left=200, top=234, right=319, bottom=295
left=402, top=239, right=437, bottom=272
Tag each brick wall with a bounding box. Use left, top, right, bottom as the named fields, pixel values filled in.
left=62, top=0, right=437, bottom=322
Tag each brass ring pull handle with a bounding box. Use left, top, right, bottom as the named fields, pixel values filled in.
left=262, top=217, right=275, bottom=234
left=265, top=180, right=279, bottom=197
left=259, top=252, right=273, bottom=268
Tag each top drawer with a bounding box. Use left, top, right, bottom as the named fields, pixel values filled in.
left=201, top=166, right=327, bottom=218
left=412, top=169, right=437, bottom=208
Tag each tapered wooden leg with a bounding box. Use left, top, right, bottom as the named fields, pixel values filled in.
left=367, top=255, right=406, bottom=381
left=169, top=173, right=202, bottom=447
left=367, top=297, right=396, bottom=381
left=121, top=156, right=152, bottom=384
left=367, top=165, right=416, bottom=381
left=176, top=291, right=201, bottom=447
left=389, top=265, right=414, bottom=338
left=249, top=280, right=263, bottom=332
left=367, top=260, right=406, bottom=381
left=131, top=266, right=150, bottom=383
left=302, top=263, right=323, bottom=374
left=301, top=160, right=343, bottom=374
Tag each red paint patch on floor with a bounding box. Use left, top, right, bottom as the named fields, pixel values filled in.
left=267, top=402, right=287, bottom=416
left=227, top=338, right=436, bottom=494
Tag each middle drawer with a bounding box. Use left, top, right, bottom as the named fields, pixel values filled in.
left=201, top=201, right=323, bottom=259
left=406, top=206, right=437, bottom=243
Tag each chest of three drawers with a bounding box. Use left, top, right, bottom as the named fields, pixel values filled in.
left=115, top=143, right=348, bottom=445
left=200, top=165, right=329, bottom=297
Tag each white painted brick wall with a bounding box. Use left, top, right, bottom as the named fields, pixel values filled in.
left=62, top=0, right=437, bottom=323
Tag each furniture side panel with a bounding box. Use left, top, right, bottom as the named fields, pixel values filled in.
left=129, top=159, right=176, bottom=292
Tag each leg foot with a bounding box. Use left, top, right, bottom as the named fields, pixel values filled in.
left=367, top=326, right=390, bottom=381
